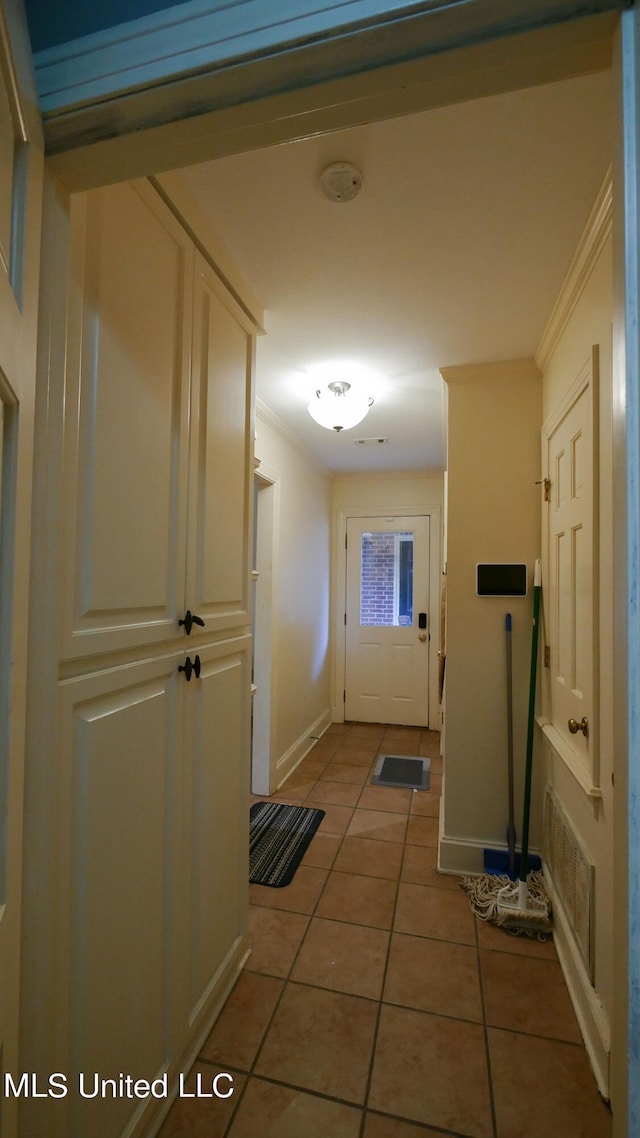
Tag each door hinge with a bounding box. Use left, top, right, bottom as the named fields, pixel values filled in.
left=344, top=612, right=347, bottom=625
left=544, top=644, right=551, bottom=668
left=345, top=533, right=348, bottom=549
left=536, top=477, right=551, bottom=501
left=343, top=689, right=346, bottom=703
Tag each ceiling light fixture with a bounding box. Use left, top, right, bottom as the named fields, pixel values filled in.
left=308, top=380, right=373, bottom=432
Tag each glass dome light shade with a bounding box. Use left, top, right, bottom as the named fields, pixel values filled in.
left=308, top=380, right=373, bottom=432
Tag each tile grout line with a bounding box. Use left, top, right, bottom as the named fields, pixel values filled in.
left=221, top=725, right=437, bottom=1136
left=474, top=911, right=499, bottom=1138
left=220, top=770, right=356, bottom=1136
left=356, top=763, right=407, bottom=1138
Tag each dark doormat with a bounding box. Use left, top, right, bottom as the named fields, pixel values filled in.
left=249, top=801, right=325, bottom=887
left=371, top=754, right=431, bottom=791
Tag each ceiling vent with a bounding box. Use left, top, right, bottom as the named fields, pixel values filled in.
left=320, top=162, right=362, bottom=203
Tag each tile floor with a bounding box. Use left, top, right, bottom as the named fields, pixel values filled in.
left=158, top=722, right=611, bottom=1138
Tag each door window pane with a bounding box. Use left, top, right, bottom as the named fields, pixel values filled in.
left=360, top=532, right=413, bottom=626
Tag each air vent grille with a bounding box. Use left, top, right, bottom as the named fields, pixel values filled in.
left=543, top=784, right=594, bottom=979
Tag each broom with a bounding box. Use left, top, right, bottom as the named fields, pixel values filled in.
left=495, top=559, right=551, bottom=932
left=460, top=560, right=552, bottom=934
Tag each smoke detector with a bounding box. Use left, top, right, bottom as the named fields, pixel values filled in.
left=319, top=162, right=362, bottom=203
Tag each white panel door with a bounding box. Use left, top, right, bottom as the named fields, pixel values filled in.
left=0, top=4, right=43, bottom=1134
left=187, top=253, right=254, bottom=636
left=345, top=516, right=430, bottom=725
left=545, top=350, right=597, bottom=776
left=60, top=181, right=193, bottom=661
left=183, top=636, right=250, bottom=1032
left=54, top=655, right=185, bottom=1138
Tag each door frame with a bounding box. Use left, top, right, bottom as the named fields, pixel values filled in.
left=344, top=514, right=431, bottom=727
left=251, top=462, right=279, bottom=796
left=20, top=10, right=640, bottom=1136
left=333, top=503, right=441, bottom=727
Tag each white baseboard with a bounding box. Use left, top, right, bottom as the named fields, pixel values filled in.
left=437, top=830, right=544, bottom=876
left=274, top=708, right=333, bottom=790
left=544, top=870, right=611, bottom=1100
left=438, top=832, right=495, bottom=874
left=437, top=830, right=611, bottom=1100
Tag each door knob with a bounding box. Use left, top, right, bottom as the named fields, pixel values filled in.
left=179, top=610, right=205, bottom=635
left=568, top=716, right=589, bottom=737
left=418, top=632, right=427, bottom=642
left=179, top=655, right=202, bottom=682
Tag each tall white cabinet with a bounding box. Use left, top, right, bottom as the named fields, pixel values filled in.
left=25, top=179, right=257, bottom=1138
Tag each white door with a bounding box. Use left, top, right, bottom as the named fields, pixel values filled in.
left=345, top=516, right=430, bottom=726
left=0, top=3, right=43, bottom=1135
left=544, top=349, right=597, bottom=779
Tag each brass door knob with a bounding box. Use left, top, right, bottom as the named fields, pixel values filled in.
left=568, top=716, right=589, bottom=737
left=418, top=632, right=427, bottom=642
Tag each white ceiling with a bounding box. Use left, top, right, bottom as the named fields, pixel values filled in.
left=175, top=69, right=612, bottom=474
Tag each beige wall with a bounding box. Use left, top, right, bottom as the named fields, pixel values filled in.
left=255, top=408, right=333, bottom=787
left=440, top=361, right=542, bottom=869
left=331, top=472, right=445, bottom=725
left=539, top=231, right=614, bottom=1095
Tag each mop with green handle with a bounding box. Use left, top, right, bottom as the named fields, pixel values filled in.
left=496, top=559, right=552, bottom=932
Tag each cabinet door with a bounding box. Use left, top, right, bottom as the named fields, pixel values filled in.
left=50, top=653, right=185, bottom=1138
left=182, top=635, right=251, bottom=1035
left=60, top=181, right=193, bottom=661
left=186, top=254, right=255, bottom=636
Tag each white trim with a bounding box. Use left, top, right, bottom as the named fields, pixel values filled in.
left=256, top=399, right=330, bottom=475
left=274, top=706, right=333, bottom=790
left=32, top=0, right=618, bottom=117
left=152, top=943, right=250, bottom=1135
left=536, top=167, right=613, bottom=372
left=151, top=171, right=264, bottom=333
left=33, top=0, right=441, bottom=110
left=251, top=462, right=279, bottom=797
left=441, top=358, right=541, bottom=386
left=545, top=869, right=611, bottom=1100
left=437, top=830, right=543, bottom=875
left=538, top=718, right=603, bottom=802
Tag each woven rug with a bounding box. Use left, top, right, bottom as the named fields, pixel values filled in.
left=249, top=802, right=325, bottom=888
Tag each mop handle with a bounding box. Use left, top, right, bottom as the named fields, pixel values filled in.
left=519, top=560, right=541, bottom=884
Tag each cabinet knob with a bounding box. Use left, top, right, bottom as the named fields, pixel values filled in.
left=179, top=610, right=205, bottom=636
left=178, top=655, right=201, bottom=682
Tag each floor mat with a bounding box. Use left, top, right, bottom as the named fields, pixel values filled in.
left=249, top=801, right=325, bottom=887
left=371, top=753, right=431, bottom=790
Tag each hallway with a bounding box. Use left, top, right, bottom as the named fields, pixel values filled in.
left=158, top=723, right=611, bottom=1138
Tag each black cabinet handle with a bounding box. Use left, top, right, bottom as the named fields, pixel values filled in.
left=178, top=655, right=202, bottom=682
left=179, top=610, right=205, bottom=636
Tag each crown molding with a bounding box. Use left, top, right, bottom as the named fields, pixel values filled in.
left=535, top=166, right=613, bottom=372
left=255, top=398, right=330, bottom=475
left=440, top=358, right=540, bottom=385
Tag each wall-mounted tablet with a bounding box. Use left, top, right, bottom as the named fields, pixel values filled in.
left=476, top=563, right=527, bottom=597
